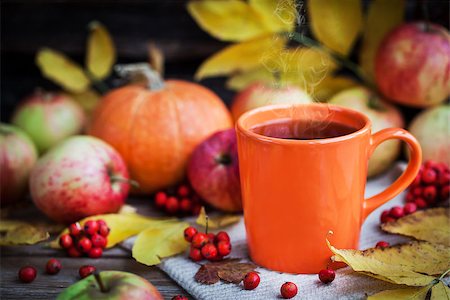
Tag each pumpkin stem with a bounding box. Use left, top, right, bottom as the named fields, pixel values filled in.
left=115, top=63, right=164, bottom=90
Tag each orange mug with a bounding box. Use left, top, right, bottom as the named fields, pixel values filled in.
left=236, top=103, right=422, bottom=274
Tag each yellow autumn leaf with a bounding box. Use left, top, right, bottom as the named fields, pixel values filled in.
left=249, top=0, right=297, bottom=33
left=36, top=48, right=90, bottom=93
left=226, top=68, right=274, bottom=91
left=132, top=221, right=189, bottom=266
left=0, top=221, right=49, bottom=245
left=328, top=238, right=450, bottom=286
left=68, top=89, right=100, bottom=114
left=196, top=207, right=241, bottom=229
left=431, top=281, right=450, bottom=300
left=308, top=0, right=363, bottom=55
left=50, top=213, right=177, bottom=249
left=195, top=35, right=285, bottom=80
left=368, top=285, right=431, bottom=300
left=381, top=208, right=450, bottom=247
left=187, top=0, right=270, bottom=42
left=86, top=21, right=116, bottom=80
left=310, top=75, right=358, bottom=102
left=359, top=0, right=405, bottom=82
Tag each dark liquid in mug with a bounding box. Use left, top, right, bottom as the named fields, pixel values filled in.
left=250, top=119, right=358, bottom=140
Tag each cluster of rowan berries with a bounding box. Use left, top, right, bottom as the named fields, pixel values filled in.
left=184, top=226, right=232, bottom=261
left=154, top=184, right=203, bottom=216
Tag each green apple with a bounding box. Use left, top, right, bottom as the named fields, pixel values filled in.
left=329, top=87, right=404, bottom=177
left=0, top=123, right=38, bottom=205
left=57, top=271, right=163, bottom=300
left=12, top=90, right=85, bottom=153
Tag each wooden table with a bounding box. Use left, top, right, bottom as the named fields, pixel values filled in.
left=0, top=198, right=192, bottom=299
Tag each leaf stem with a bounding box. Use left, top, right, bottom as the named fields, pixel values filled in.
left=286, top=32, right=376, bottom=91
left=438, top=268, right=450, bottom=281
left=93, top=272, right=108, bottom=293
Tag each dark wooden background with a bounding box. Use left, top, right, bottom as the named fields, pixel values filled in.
left=1, top=0, right=449, bottom=123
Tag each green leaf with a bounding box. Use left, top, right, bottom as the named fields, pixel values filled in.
left=307, top=0, right=363, bottom=55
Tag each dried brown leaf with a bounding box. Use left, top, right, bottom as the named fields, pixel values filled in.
left=194, top=259, right=257, bottom=285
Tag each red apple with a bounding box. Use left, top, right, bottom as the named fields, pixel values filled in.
left=187, top=128, right=242, bottom=212
left=30, top=136, right=130, bottom=223
left=12, top=89, right=85, bottom=153
left=231, top=82, right=312, bottom=122
left=375, top=22, right=450, bottom=107
left=329, top=87, right=404, bottom=177
left=57, top=271, right=163, bottom=300
left=0, top=123, right=38, bottom=206
left=408, top=104, right=449, bottom=165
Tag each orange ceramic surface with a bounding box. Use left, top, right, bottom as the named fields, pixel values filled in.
left=236, top=104, right=421, bottom=274
left=88, top=80, right=232, bottom=193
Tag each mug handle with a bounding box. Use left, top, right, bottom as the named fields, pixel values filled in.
left=363, top=128, right=422, bottom=220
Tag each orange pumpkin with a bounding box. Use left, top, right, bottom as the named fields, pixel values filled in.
left=88, top=64, right=232, bottom=193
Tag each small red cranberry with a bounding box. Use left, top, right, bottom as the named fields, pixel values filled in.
left=439, top=171, right=450, bottom=186
left=318, top=269, right=335, bottom=284
left=201, top=243, right=218, bottom=260
left=91, top=234, right=107, bottom=248
left=98, top=224, right=110, bottom=237
left=403, top=203, right=417, bottom=215
left=215, top=231, right=230, bottom=243
left=84, top=220, right=99, bottom=236
left=88, top=247, right=103, bottom=258
left=189, top=247, right=203, bottom=262
left=165, top=196, right=179, bottom=214
left=18, top=266, right=37, bottom=283
left=414, top=198, right=428, bottom=209
left=183, top=226, right=198, bottom=242
left=179, top=198, right=192, bottom=213
left=207, top=233, right=215, bottom=242
left=405, top=192, right=415, bottom=203
left=67, top=246, right=82, bottom=257
left=155, top=191, right=167, bottom=208
left=79, top=265, right=96, bottom=278
left=280, top=282, right=298, bottom=299
left=422, top=168, right=437, bottom=184
left=177, top=185, right=190, bottom=197
left=389, top=206, right=404, bottom=219
left=376, top=241, right=390, bottom=248
left=217, top=240, right=232, bottom=257
left=77, top=237, right=92, bottom=253
left=59, top=234, right=73, bottom=249
left=96, top=219, right=107, bottom=227
left=380, top=210, right=390, bottom=223
left=68, top=222, right=82, bottom=237
left=191, top=233, right=208, bottom=249
left=423, top=185, right=437, bottom=202
left=412, top=186, right=423, bottom=197
left=243, top=271, right=260, bottom=290
left=45, top=258, right=62, bottom=275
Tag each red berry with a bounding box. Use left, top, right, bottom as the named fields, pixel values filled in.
left=423, top=186, right=437, bottom=202
left=422, top=168, right=437, bottom=184
left=67, top=246, right=82, bottom=257
left=376, top=241, right=390, bottom=248
left=191, top=233, right=208, bottom=249
left=165, top=196, right=179, bottom=214
left=183, top=226, right=198, bottom=242
left=441, top=185, right=450, bottom=200
left=45, top=258, right=62, bottom=275
left=88, top=247, right=103, bottom=258
left=59, top=234, right=73, bottom=249
left=415, top=198, right=428, bottom=209
left=384, top=217, right=396, bottom=223
left=77, top=237, right=92, bottom=253
left=155, top=191, right=167, bottom=208
left=243, top=271, right=260, bottom=290
left=411, top=175, right=421, bottom=186
left=177, top=185, right=190, bottom=197
left=215, top=231, right=230, bottom=243
left=207, top=233, right=215, bottom=242
left=69, top=222, right=82, bottom=237
left=191, top=204, right=202, bottom=215
left=171, top=296, right=188, bottom=300
left=84, top=220, right=99, bottom=236
left=413, top=186, right=422, bottom=197
left=98, top=224, right=110, bottom=237
left=179, top=198, right=192, bottom=213
left=96, top=219, right=107, bottom=227
left=403, top=203, right=417, bottom=215
left=18, top=266, right=37, bottom=283
left=380, top=210, right=390, bottom=223
left=424, top=160, right=437, bottom=169
left=405, top=192, right=415, bottom=203
left=189, top=247, right=203, bottom=262
left=389, top=206, right=404, bottom=219
left=439, top=171, right=450, bottom=186
left=201, top=243, right=218, bottom=260
left=280, top=282, right=297, bottom=299
left=217, top=240, right=232, bottom=257
left=91, top=234, right=107, bottom=248
left=318, top=269, right=335, bottom=284
left=79, top=265, right=96, bottom=278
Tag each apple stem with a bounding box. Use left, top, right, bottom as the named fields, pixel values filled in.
left=110, top=175, right=140, bottom=188
left=93, top=272, right=108, bottom=293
